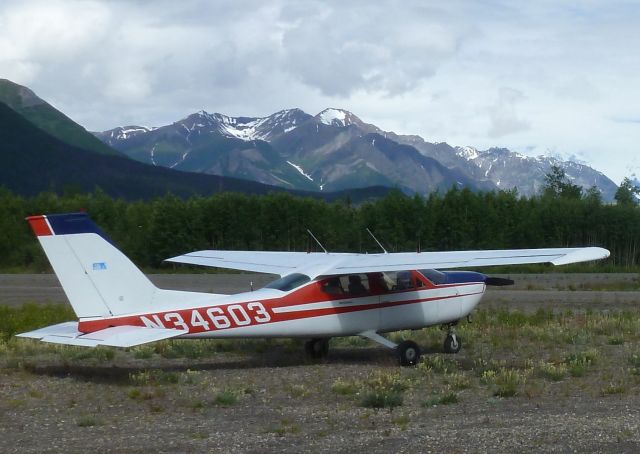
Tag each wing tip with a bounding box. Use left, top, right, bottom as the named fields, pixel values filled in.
left=551, top=247, right=610, bottom=266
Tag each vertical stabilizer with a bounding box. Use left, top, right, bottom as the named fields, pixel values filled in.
left=26, top=213, right=157, bottom=318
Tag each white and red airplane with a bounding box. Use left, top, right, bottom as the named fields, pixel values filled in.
left=18, top=212, right=609, bottom=366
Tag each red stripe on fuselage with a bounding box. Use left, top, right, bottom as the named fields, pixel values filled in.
left=26, top=215, right=53, bottom=236
left=77, top=287, right=485, bottom=334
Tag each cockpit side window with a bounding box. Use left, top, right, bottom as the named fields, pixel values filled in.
left=370, top=271, right=417, bottom=293
left=321, top=277, right=344, bottom=295
left=320, top=274, right=371, bottom=296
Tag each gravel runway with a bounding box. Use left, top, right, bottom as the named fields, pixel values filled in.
left=1, top=273, right=639, bottom=453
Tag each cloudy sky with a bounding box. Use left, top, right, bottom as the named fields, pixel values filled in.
left=1, top=0, right=638, bottom=183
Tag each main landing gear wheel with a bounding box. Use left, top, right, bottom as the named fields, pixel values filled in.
left=304, top=338, right=329, bottom=359
left=443, top=333, right=461, bottom=354
left=397, top=340, right=421, bottom=367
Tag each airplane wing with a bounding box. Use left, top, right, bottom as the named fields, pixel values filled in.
left=166, top=247, right=609, bottom=279
left=165, top=250, right=356, bottom=276
left=17, top=322, right=187, bottom=347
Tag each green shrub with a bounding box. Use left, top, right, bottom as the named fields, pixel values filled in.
left=359, top=371, right=409, bottom=409
left=331, top=378, right=358, bottom=395
left=214, top=389, right=238, bottom=406
left=482, top=368, right=527, bottom=397
left=538, top=361, right=568, bottom=381
left=564, top=349, right=598, bottom=377
left=360, top=390, right=403, bottom=408
left=0, top=303, right=75, bottom=341
left=76, top=416, right=99, bottom=427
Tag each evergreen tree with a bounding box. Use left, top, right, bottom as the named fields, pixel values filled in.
left=614, top=177, right=640, bottom=206
left=543, top=165, right=582, bottom=199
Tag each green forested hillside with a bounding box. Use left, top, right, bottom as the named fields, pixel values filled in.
left=0, top=79, right=120, bottom=156
left=0, top=187, right=638, bottom=271
left=0, top=101, right=388, bottom=201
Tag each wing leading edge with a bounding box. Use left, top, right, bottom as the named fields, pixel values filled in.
left=166, top=247, right=610, bottom=279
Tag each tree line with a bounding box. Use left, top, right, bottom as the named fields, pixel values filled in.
left=0, top=170, right=639, bottom=271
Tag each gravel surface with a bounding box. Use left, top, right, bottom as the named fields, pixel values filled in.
left=1, top=273, right=639, bottom=453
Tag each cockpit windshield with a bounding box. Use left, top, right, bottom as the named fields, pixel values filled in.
left=263, top=273, right=311, bottom=292
left=419, top=269, right=447, bottom=285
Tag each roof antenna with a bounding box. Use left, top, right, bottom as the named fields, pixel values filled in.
left=366, top=228, right=388, bottom=254
left=307, top=229, right=328, bottom=254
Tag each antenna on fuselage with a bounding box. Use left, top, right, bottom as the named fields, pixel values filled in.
left=307, top=229, right=328, bottom=254
left=366, top=228, right=388, bottom=254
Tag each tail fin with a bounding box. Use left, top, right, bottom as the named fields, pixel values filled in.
left=27, top=213, right=157, bottom=318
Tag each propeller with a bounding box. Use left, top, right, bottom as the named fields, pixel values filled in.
left=484, top=276, right=515, bottom=286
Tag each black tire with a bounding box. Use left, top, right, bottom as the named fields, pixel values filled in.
left=304, top=338, right=329, bottom=359
left=397, top=340, right=421, bottom=366
left=443, top=333, right=461, bottom=354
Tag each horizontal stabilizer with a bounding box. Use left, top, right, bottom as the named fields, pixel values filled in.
left=17, top=322, right=187, bottom=348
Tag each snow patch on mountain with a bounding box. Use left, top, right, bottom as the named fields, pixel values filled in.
left=183, top=109, right=304, bottom=142
left=455, top=146, right=479, bottom=160
left=111, top=126, right=152, bottom=141
left=286, top=161, right=314, bottom=182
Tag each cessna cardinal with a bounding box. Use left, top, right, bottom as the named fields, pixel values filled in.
left=18, top=213, right=610, bottom=366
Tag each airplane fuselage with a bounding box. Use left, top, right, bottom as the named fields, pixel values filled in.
left=77, top=270, right=486, bottom=339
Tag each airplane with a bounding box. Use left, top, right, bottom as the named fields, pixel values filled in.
left=17, top=212, right=610, bottom=366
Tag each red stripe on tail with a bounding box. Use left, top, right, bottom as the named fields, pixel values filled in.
left=26, top=215, right=53, bottom=237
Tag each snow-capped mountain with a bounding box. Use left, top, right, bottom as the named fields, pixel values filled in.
left=451, top=146, right=618, bottom=199
left=94, top=108, right=618, bottom=199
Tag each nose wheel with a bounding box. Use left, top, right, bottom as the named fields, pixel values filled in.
left=443, top=332, right=461, bottom=354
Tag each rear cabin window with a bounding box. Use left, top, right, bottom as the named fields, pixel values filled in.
left=264, top=273, right=311, bottom=291
left=371, top=271, right=417, bottom=292
left=320, top=274, right=370, bottom=296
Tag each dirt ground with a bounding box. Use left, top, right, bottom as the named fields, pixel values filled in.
left=1, top=273, right=639, bottom=453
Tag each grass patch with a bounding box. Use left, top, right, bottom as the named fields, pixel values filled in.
left=267, top=418, right=300, bottom=437
left=445, top=371, right=472, bottom=390
left=423, top=391, right=459, bottom=407
left=482, top=368, right=528, bottom=397
left=392, top=414, right=410, bottom=430
left=129, top=370, right=181, bottom=386
left=538, top=361, right=568, bottom=381
left=287, top=383, right=310, bottom=398
left=607, top=336, right=625, bottom=346
left=331, top=378, right=358, bottom=395
left=359, top=371, right=409, bottom=409
left=72, top=347, right=115, bottom=362
left=601, top=382, right=626, bottom=395
left=214, top=390, right=238, bottom=406
left=131, top=345, right=155, bottom=359
left=76, top=415, right=100, bottom=427
left=564, top=349, right=599, bottom=377
left=0, top=303, right=75, bottom=341
left=419, top=355, right=457, bottom=374
left=360, top=390, right=403, bottom=409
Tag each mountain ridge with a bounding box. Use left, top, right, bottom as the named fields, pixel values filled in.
left=96, top=108, right=618, bottom=199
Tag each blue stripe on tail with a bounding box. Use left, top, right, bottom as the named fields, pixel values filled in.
left=46, top=213, right=113, bottom=243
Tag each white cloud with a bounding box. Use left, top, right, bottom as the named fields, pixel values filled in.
left=0, top=0, right=638, bottom=183
left=487, top=87, right=530, bottom=138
